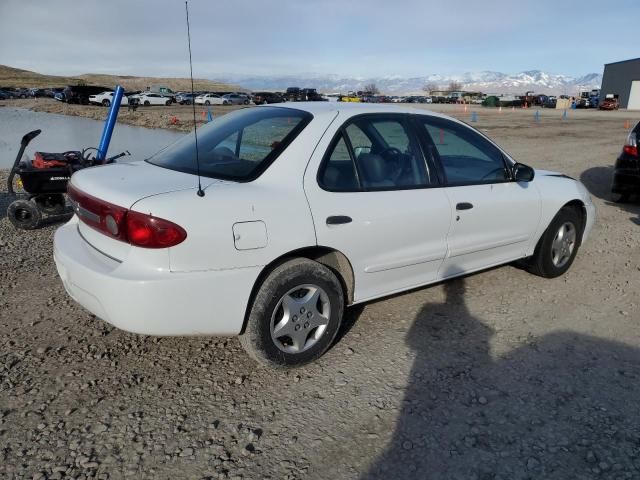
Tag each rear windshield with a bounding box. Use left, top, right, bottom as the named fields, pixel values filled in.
left=146, top=107, right=312, bottom=181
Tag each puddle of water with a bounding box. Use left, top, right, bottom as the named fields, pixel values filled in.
left=0, top=107, right=183, bottom=169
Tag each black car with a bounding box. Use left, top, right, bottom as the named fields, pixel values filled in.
left=253, top=91, right=284, bottom=105
left=612, top=122, right=640, bottom=202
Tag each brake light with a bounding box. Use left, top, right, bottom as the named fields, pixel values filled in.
left=624, top=132, right=638, bottom=157
left=67, top=184, right=187, bottom=248
left=126, top=211, right=187, bottom=248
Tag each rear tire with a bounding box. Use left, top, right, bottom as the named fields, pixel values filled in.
left=165, top=99, right=171, bottom=106
left=7, top=199, right=42, bottom=230
left=205, top=100, right=210, bottom=106
left=527, top=206, right=582, bottom=278
left=240, top=258, right=344, bottom=368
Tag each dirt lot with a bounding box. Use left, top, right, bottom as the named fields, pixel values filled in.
left=1, top=105, right=640, bottom=480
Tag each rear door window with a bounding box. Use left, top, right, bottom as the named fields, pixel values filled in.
left=319, top=114, right=432, bottom=191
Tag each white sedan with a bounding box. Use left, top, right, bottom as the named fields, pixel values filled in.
left=131, top=93, right=173, bottom=106
left=54, top=103, right=595, bottom=367
left=88, top=91, right=129, bottom=107
left=195, top=93, right=228, bottom=105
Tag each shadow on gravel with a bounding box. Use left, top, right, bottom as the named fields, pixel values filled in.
left=363, top=273, right=640, bottom=480
left=580, top=166, right=640, bottom=225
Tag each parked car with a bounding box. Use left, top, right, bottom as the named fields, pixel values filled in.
left=253, top=91, right=284, bottom=105
left=131, top=93, right=173, bottom=106
left=0, top=90, right=10, bottom=100
left=54, top=103, right=595, bottom=367
left=611, top=121, right=639, bottom=203
left=599, top=95, right=620, bottom=110
left=176, top=93, right=197, bottom=105
left=222, top=93, right=250, bottom=105
left=195, top=93, right=227, bottom=105
left=62, top=85, right=110, bottom=104
left=284, top=87, right=302, bottom=101
left=88, top=91, right=129, bottom=107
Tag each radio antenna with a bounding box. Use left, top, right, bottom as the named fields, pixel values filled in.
left=185, top=1, right=204, bottom=197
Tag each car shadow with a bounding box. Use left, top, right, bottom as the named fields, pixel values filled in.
left=580, top=166, right=640, bottom=225
left=362, top=271, right=640, bottom=479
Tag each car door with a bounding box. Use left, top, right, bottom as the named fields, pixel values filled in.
left=303, top=113, right=451, bottom=303
left=415, top=115, right=541, bottom=278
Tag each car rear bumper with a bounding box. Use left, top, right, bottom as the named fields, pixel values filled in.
left=53, top=221, right=261, bottom=336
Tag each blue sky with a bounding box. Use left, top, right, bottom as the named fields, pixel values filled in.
left=0, top=0, right=638, bottom=78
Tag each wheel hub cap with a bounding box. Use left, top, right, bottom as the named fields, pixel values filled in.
left=270, top=284, right=331, bottom=354
left=551, top=222, right=576, bottom=268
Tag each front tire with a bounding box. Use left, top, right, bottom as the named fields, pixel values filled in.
left=527, top=206, right=582, bottom=278
left=205, top=100, right=210, bottom=106
left=102, top=99, right=111, bottom=107
left=143, top=101, right=150, bottom=106
left=240, top=258, right=344, bottom=368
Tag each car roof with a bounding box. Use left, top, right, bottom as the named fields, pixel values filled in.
left=259, top=101, right=451, bottom=120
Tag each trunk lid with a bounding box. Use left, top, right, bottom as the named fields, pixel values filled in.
left=70, top=160, right=217, bottom=208
left=70, top=161, right=221, bottom=262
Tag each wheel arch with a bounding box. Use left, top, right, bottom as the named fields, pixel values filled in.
left=561, top=199, right=587, bottom=244
left=240, top=246, right=355, bottom=334
left=531, top=198, right=587, bottom=255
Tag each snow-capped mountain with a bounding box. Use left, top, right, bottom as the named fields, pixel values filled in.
left=220, top=70, right=602, bottom=95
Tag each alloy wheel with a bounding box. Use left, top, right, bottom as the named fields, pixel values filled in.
left=551, top=222, right=576, bottom=268
left=270, top=284, right=331, bottom=354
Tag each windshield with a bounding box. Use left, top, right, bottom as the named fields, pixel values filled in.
left=146, top=107, right=312, bottom=181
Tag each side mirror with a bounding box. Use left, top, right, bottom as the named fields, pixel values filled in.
left=513, top=163, right=535, bottom=182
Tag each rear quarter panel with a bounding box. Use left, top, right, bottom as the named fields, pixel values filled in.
left=130, top=109, right=338, bottom=273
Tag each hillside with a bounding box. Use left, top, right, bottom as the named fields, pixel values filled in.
left=0, top=65, right=242, bottom=92
left=224, top=70, right=603, bottom=95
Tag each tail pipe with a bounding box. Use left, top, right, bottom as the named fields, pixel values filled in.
left=96, top=85, right=124, bottom=162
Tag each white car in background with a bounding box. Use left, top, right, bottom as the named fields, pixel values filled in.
left=130, top=92, right=173, bottom=106
left=195, top=93, right=227, bottom=106
left=88, top=91, right=129, bottom=107
left=54, top=103, right=595, bottom=368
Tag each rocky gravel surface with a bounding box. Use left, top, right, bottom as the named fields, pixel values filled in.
left=1, top=107, right=640, bottom=479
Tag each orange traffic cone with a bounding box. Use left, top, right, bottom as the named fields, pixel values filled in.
left=624, top=119, right=630, bottom=129
left=498, top=106, right=502, bottom=113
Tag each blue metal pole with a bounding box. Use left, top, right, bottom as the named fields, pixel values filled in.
left=96, top=85, right=124, bottom=161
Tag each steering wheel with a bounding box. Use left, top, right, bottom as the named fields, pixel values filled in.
left=378, top=147, right=405, bottom=181
left=480, top=167, right=506, bottom=181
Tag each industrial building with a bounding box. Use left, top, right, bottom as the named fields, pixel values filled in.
left=600, top=57, right=640, bottom=109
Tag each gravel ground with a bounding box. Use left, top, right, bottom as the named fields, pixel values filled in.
left=1, top=106, right=640, bottom=480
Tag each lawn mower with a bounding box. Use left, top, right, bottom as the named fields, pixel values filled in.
left=5, top=85, right=130, bottom=230
left=5, top=130, right=129, bottom=229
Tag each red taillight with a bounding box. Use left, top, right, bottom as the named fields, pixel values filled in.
left=126, top=211, right=187, bottom=248
left=623, top=132, right=638, bottom=157
left=67, top=184, right=187, bottom=248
